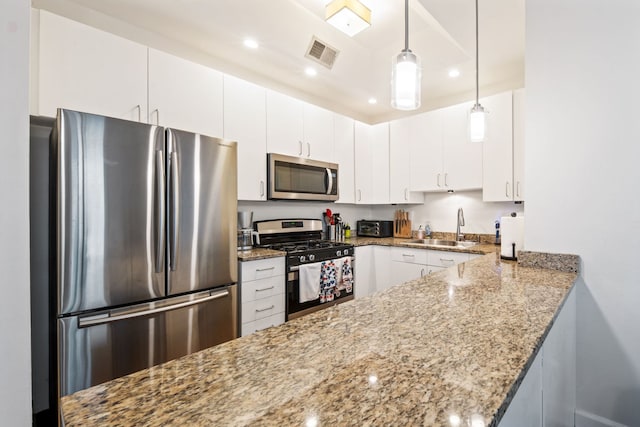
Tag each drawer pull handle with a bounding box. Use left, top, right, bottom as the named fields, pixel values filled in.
left=402, top=254, right=415, bottom=257
left=440, top=258, right=454, bottom=263
left=256, top=266, right=275, bottom=272
left=255, top=286, right=275, bottom=292
left=256, top=305, right=275, bottom=313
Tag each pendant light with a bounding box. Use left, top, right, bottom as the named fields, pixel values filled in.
left=391, top=0, right=421, bottom=110
left=469, top=0, right=486, bottom=142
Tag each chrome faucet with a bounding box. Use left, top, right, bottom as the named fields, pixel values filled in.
left=456, top=207, right=465, bottom=241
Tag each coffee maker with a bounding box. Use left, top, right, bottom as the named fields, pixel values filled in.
left=237, top=211, right=258, bottom=250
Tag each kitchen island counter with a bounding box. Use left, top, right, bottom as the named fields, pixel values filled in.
left=61, top=251, right=578, bottom=426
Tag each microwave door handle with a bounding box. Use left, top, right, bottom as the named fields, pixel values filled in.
left=325, top=168, right=333, bottom=195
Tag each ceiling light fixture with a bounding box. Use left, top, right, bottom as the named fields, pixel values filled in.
left=243, top=38, right=259, bottom=49
left=448, top=68, right=460, bottom=78
left=469, top=0, right=486, bottom=142
left=305, top=67, right=318, bottom=77
left=368, top=97, right=377, bottom=104
left=391, top=0, right=421, bottom=111
left=325, top=0, right=371, bottom=37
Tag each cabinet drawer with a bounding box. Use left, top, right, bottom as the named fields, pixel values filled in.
left=391, top=247, right=428, bottom=265
left=241, top=293, right=285, bottom=323
left=427, top=250, right=469, bottom=268
left=240, top=257, right=285, bottom=282
left=241, top=312, right=286, bottom=337
left=241, top=275, right=285, bottom=303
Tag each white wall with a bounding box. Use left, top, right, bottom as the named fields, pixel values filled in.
left=526, top=1, right=640, bottom=425
left=0, top=0, right=32, bottom=424
left=372, top=190, right=524, bottom=234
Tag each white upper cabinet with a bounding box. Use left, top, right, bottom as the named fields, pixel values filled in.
left=266, top=90, right=304, bottom=157
left=513, top=89, right=525, bottom=201
left=354, top=122, right=389, bottom=204
left=303, top=103, right=335, bottom=162
left=411, top=103, right=483, bottom=192
left=223, top=75, right=267, bottom=201
left=148, top=49, right=223, bottom=137
left=36, top=10, right=147, bottom=121
left=334, top=114, right=355, bottom=204
left=265, top=90, right=334, bottom=162
left=482, top=91, right=516, bottom=201
left=410, top=109, right=444, bottom=191
left=442, top=102, right=483, bottom=191
left=390, top=119, right=424, bottom=204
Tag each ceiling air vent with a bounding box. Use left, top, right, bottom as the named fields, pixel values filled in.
left=305, top=37, right=339, bottom=69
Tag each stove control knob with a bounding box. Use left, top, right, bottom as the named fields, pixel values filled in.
left=336, top=250, right=342, bottom=257
left=309, top=254, right=315, bottom=261
left=344, top=249, right=349, bottom=256
left=299, top=255, right=306, bottom=262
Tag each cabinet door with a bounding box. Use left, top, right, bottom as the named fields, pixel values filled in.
left=148, top=49, right=223, bottom=137
left=37, top=11, right=147, bottom=121
left=513, top=89, right=525, bottom=201
left=303, top=103, right=334, bottom=162
left=354, top=246, right=373, bottom=299
left=391, top=261, right=427, bottom=287
left=410, top=110, right=444, bottom=191
left=224, top=75, right=267, bottom=201
left=266, top=90, right=304, bottom=156
left=334, top=114, right=355, bottom=204
left=443, top=102, right=483, bottom=191
left=482, top=91, right=515, bottom=201
left=373, top=246, right=392, bottom=291
left=354, top=121, right=373, bottom=203
left=390, top=119, right=425, bottom=204
left=369, top=123, right=390, bottom=204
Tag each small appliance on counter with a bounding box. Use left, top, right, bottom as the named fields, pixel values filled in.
left=237, top=211, right=259, bottom=250
left=501, top=213, right=525, bottom=260
left=357, top=220, right=394, bottom=238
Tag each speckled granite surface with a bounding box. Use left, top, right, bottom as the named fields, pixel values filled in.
left=237, top=248, right=286, bottom=261
left=346, top=236, right=498, bottom=255
left=517, top=250, right=580, bottom=273
left=61, top=252, right=577, bottom=427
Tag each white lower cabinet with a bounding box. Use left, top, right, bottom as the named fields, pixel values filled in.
left=239, top=257, right=285, bottom=336
left=498, top=284, right=576, bottom=426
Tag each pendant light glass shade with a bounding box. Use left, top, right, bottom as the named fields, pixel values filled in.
left=391, top=0, right=421, bottom=111
left=391, top=50, right=421, bottom=110
left=469, top=0, right=485, bottom=142
left=469, top=103, right=486, bottom=142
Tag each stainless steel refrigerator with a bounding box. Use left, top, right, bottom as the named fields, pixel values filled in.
left=51, top=109, right=238, bottom=398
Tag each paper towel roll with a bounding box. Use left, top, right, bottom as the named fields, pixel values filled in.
left=500, top=216, right=525, bottom=260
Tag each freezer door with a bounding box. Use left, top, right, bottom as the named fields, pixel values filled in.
left=166, top=129, right=237, bottom=295
left=58, top=285, right=238, bottom=396
left=55, top=110, right=166, bottom=314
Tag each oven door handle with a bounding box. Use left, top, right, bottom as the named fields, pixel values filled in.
left=290, top=256, right=354, bottom=271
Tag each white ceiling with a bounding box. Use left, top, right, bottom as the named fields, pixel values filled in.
left=34, top=0, right=524, bottom=124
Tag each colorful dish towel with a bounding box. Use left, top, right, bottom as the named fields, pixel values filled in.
left=298, top=261, right=322, bottom=303
left=319, top=260, right=337, bottom=303
left=339, top=256, right=354, bottom=293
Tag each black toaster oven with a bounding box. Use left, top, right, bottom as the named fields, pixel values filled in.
left=356, top=220, right=394, bottom=238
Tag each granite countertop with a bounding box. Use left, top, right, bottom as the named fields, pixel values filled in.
left=61, top=251, right=578, bottom=427
left=237, top=236, right=498, bottom=261
left=237, top=247, right=286, bottom=261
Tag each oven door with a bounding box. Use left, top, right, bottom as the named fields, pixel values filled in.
left=286, top=257, right=355, bottom=320
left=268, top=153, right=338, bottom=201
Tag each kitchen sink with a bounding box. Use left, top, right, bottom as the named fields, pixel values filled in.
left=406, top=239, right=477, bottom=248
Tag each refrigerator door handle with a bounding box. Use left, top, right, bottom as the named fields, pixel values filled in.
left=155, top=150, right=165, bottom=273
left=78, top=289, right=230, bottom=328
left=169, top=151, right=180, bottom=271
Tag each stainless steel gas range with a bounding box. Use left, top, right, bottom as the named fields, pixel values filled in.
left=254, top=219, right=355, bottom=320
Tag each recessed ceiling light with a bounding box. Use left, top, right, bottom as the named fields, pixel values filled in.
left=448, top=68, right=460, bottom=78
left=243, top=39, right=259, bottom=49
left=305, top=67, right=317, bottom=77
left=368, top=97, right=377, bottom=104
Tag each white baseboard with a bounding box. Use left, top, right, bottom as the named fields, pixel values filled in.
left=575, top=409, right=629, bottom=427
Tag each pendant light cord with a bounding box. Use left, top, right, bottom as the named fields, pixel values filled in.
left=404, top=0, right=409, bottom=51
left=475, top=0, right=479, bottom=105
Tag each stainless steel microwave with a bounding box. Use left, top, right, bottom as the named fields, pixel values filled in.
left=267, top=153, right=339, bottom=201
